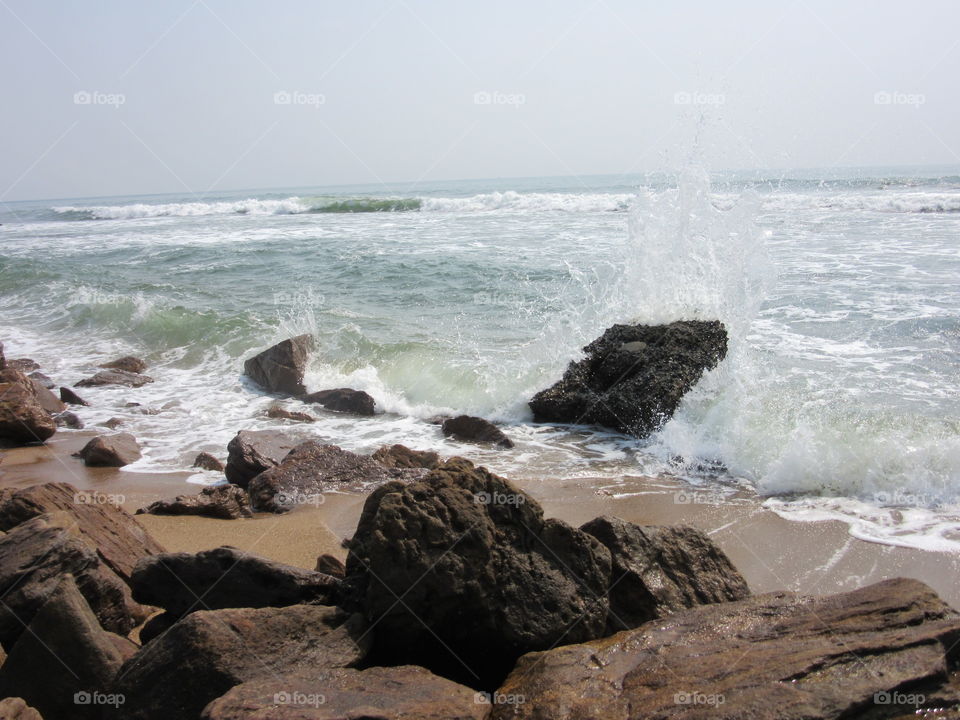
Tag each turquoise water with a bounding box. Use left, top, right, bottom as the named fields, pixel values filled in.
left=1, top=166, right=958, bottom=550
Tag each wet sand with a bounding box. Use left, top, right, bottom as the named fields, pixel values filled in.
left=2, top=431, right=957, bottom=607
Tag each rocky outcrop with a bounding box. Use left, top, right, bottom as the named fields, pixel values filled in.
left=0, top=481, right=165, bottom=582
left=314, top=553, right=346, bottom=578
left=136, top=484, right=253, bottom=520
left=266, top=405, right=315, bottom=422
left=192, top=451, right=225, bottom=472
left=344, top=458, right=612, bottom=687
left=113, top=605, right=368, bottom=720
left=76, top=433, right=142, bottom=467
left=100, top=356, right=147, bottom=374
left=0, top=575, right=130, bottom=720
left=0, top=369, right=56, bottom=444
left=28, top=379, right=65, bottom=414
left=491, top=578, right=960, bottom=720
left=243, top=335, right=313, bottom=396
left=372, top=443, right=441, bottom=470
left=441, top=415, right=514, bottom=448
left=248, top=441, right=393, bottom=513
left=302, top=388, right=376, bottom=415
left=529, top=320, right=728, bottom=437
left=60, top=386, right=90, bottom=406
left=224, top=430, right=297, bottom=488
left=203, top=665, right=489, bottom=720
left=0, top=698, right=42, bottom=720
left=581, top=516, right=750, bottom=632
left=75, top=369, right=154, bottom=388
left=130, top=546, right=340, bottom=617
left=27, top=371, right=54, bottom=389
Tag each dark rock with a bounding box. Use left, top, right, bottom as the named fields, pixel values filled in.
left=113, top=605, right=368, bottom=720
left=0, top=513, right=141, bottom=648
left=314, top=553, right=346, bottom=578
left=75, top=369, right=154, bottom=388
left=302, top=387, right=376, bottom=415
left=248, top=441, right=393, bottom=513
left=137, top=611, right=178, bottom=645
left=267, top=405, right=315, bottom=423
left=372, top=443, right=441, bottom=470
left=192, top=452, right=225, bottom=472
left=224, top=430, right=297, bottom=488
left=243, top=334, right=313, bottom=396
left=529, top=320, right=728, bottom=437
left=136, top=484, right=253, bottom=520
left=491, top=578, right=960, bottom=720
left=27, top=371, right=53, bottom=389
left=77, top=433, right=141, bottom=467
left=100, top=355, right=147, bottom=374
left=28, top=378, right=66, bottom=414
left=130, top=545, right=340, bottom=616
left=0, top=481, right=166, bottom=583
left=442, top=415, right=514, bottom=448
left=54, top=411, right=84, bottom=429
left=203, top=665, right=489, bottom=720
left=581, top=515, right=750, bottom=632
left=103, top=417, right=124, bottom=429
left=60, top=386, right=90, bottom=406
left=0, top=575, right=129, bottom=720
left=0, top=369, right=56, bottom=444
left=344, top=457, right=611, bottom=688
left=0, top=341, right=4, bottom=370
left=0, top=698, right=43, bottom=720
left=5, top=358, right=39, bottom=373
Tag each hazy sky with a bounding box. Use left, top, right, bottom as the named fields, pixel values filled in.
left=1, top=0, right=957, bottom=201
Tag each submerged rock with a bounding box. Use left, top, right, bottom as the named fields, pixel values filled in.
left=0, top=369, right=56, bottom=444
left=266, top=405, right=315, bottom=423
left=529, top=320, right=728, bottom=437
left=192, top=451, right=225, bottom=472
left=54, top=410, right=84, bottom=429
left=224, top=429, right=297, bottom=488
left=100, top=355, right=147, bottom=374
left=75, top=369, right=154, bottom=388
left=243, top=334, right=313, bottom=396
left=302, top=387, right=376, bottom=415
left=372, top=443, right=441, bottom=470
left=77, top=433, right=142, bottom=467
left=136, top=484, right=253, bottom=520
left=441, top=415, right=514, bottom=448
left=60, top=386, right=90, bottom=406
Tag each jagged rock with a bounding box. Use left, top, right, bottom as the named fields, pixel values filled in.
left=490, top=578, right=960, bottom=720
left=529, top=320, right=728, bottom=437
left=302, top=388, right=376, bottom=416
left=344, top=458, right=611, bottom=687
left=202, top=665, right=489, bottom=720
left=113, top=605, right=368, bottom=720
left=5, top=359, right=39, bottom=373
left=224, top=430, right=297, bottom=488
left=314, top=553, right=346, bottom=578
left=100, top=356, right=147, bottom=374
left=248, top=441, right=393, bottom=513
left=136, top=484, right=252, bottom=520
left=75, top=369, right=154, bottom=388
left=581, top=516, right=750, bottom=632
left=77, top=433, right=141, bottom=467
left=441, top=415, right=514, bottom=448
left=130, top=546, right=340, bottom=617
left=0, top=481, right=166, bottom=582
left=243, top=335, right=313, bottom=396
left=267, top=405, right=315, bottom=423
left=27, top=372, right=54, bottom=389
left=28, top=378, right=66, bottom=414
left=0, top=698, right=43, bottom=720
left=54, top=411, right=84, bottom=429
left=60, top=386, right=89, bottom=406
left=193, top=452, right=225, bottom=472
left=0, top=369, right=56, bottom=444
left=0, top=575, right=129, bottom=720
left=103, top=417, right=124, bottom=429
left=372, top=443, right=441, bottom=470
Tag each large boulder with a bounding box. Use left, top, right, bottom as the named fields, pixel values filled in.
left=529, top=320, right=728, bottom=437
left=0, top=698, right=42, bottom=720
left=0, top=575, right=130, bottom=720
left=75, top=369, right=154, bottom=388
left=28, top=379, right=65, bottom=415
left=442, top=415, right=514, bottom=448
left=491, top=578, right=960, bottom=720
left=100, top=356, right=147, bottom=374
left=77, top=433, right=142, bottom=467
left=371, top=443, right=441, bottom=470
left=344, top=458, right=612, bottom=687
left=248, top=441, right=393, bottom=513
left=581, top=516, right=750, bottom=632
left=0, top=369, right=56, bottom=444
left=224, top=430, right=297, bottom=488
left=302, top=388, right=376, bottom=415
left=60, top=386, right=90, bottom=406
left=0, top=481, right=165, bottom=582
left=0, top=514, right=141, bottom=649
left=136, top=484, right=253, bottom=520
left=130, top=546, right=340, bottom=617
left=203, top=665, right=489, bottom=720
left=112, top=605, right=368, bottom=720
left=243, top=335, right=313, bottom=396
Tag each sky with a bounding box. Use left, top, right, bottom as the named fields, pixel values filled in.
left=0, top=0, right=958, bottom=201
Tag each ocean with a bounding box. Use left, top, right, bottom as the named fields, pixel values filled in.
left=1, top=165, right=958, bottom=553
